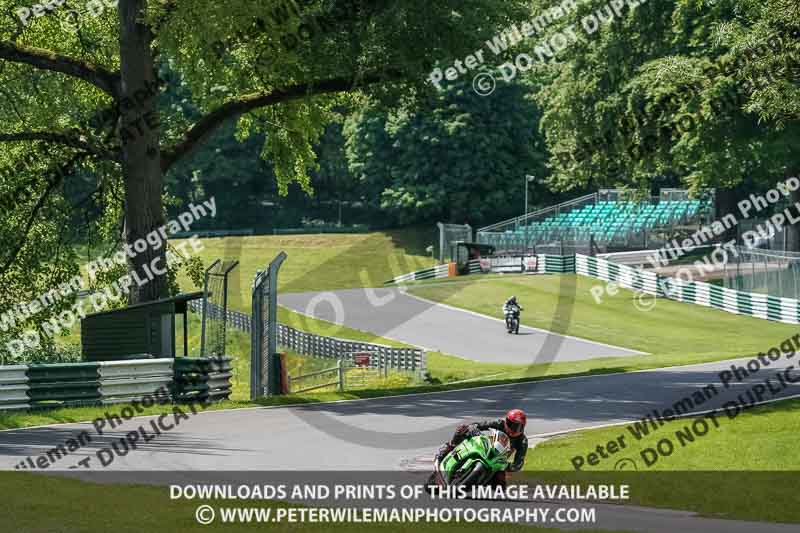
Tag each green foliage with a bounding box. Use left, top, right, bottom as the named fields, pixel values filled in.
left=4, top=342, right=82, bottom=365
left=529, top=0, right=800, bottom=194
left=344, top=81, right=552, bottom=225
left=0, top=0, right=529, bottom=349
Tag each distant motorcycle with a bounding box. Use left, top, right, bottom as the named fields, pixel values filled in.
left=504, top=304, right=521, bottom=334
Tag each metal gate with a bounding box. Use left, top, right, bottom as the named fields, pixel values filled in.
left=250, top=252, right=286, bottom=399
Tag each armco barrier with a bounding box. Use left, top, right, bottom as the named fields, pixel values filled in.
left=540, top=254, right=575, bottom=274
left=0, top=357, right=232, bottom=411
left=0, top=365, right=30, bottom=410
left=98, top=359, right=173, bottom=405
left=188, top=299, right=251, bottom=333
left=386, top=255, right=573, bottom=283
left=278, top=325, right=426, bottom=373
left=187, top=301, right=428, bottom=369
left=386, top=253, right=800, bottom=324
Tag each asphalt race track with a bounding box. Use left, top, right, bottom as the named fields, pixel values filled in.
left=2, top=357, right=798, bottom=470
left=278, top=288, right=642, bottom=363
left=3, top=356, right=799, bottom=532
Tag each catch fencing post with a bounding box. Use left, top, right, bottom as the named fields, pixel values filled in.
left=337, top=359, right=344, bottom=392
left=250, top=252, right=286, bottom=400
left=200, top=259, right=221, bottom=356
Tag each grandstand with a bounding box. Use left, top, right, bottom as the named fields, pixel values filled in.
left=477, top=189, right=714, bottom=254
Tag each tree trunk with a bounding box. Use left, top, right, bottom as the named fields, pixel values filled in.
left=118, top=0, right=167, bottom=304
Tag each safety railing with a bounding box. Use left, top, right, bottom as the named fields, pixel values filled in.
left=0, top=357, right=232, bottom=410
left=478, top=193, right=598, bottom=233
left=277, top=325, right=426, bottom=373
left=0, top=365, right=29, bottom=410
left=187, top=300, right=426, bottom=375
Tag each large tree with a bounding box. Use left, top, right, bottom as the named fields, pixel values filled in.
left=0, top=0, right=528, bottom=309
left=344, top=80, right=553, bottom=226
left=527, top=0, right=799, bottom=215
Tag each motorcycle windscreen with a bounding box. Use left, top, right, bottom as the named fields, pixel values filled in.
left=491, top=431, right=513, bottom=457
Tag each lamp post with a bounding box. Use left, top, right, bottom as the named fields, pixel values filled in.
left=524, top=175, right=535, bottom=251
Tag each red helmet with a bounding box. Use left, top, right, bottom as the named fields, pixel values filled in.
left=504, top=409, right=527, bottom=437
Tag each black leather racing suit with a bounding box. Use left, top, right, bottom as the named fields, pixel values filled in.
left=503, top=300, right=521, bottom=327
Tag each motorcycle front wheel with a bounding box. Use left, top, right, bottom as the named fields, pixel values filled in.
left=452, top=462, right=489, bottom=487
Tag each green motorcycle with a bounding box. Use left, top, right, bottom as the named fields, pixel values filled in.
left=430, top=428, right=513, bottom=487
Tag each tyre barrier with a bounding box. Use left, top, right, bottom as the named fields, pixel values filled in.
left=0, top=357, right=232, bottom=411
left=172, top=356, right=233, bottom=403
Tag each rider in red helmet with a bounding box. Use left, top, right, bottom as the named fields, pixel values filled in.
left=435, top=409, right=529, bottom=480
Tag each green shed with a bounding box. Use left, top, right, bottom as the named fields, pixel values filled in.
left=81, top=292, right=204, bottom=362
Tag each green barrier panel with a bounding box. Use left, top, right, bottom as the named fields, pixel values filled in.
left=28, top=363, right=100, bottom=382
left=27, top=381, right=101, bottom=402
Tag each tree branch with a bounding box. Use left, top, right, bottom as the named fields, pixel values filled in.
left=161, top=69, right=403, bottom=172
left=0, top=153, right=88, bottom=275
left=0, top=41, right=119, bottom=96
left=0, top=132, right=120, bottom=162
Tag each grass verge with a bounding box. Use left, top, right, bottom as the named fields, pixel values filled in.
left=409, top=274, right=798, bottom=364
left=0, top=472, right=623, bottom=533
left=521, top=398, right=800, bottom=522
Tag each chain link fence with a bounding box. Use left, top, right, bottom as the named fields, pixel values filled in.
left=437, top=222, right=472, bottom=263
left=722, top=246, right=800, bottom=300
left=200, top=259, right=239, bottom=357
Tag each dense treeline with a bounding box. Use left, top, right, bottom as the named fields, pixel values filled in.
left=0, top=0, right=798, bottom=357
left=153, top=0, right=800, bottom=234
left=156, top=77, right=557, bottom=231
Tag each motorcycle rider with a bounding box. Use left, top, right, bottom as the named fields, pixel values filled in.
left=434, top=409, right=528, bottom=483
left=503, top=296, right=522, bottom=328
